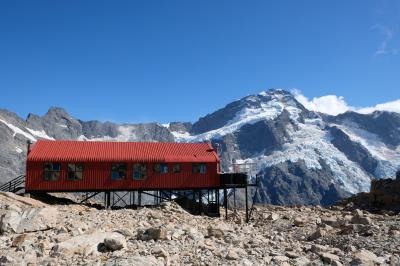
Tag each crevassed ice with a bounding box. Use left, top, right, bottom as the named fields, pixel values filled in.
left=238, top=121, right=371, bottom=194
left=331, top=121, right=400, bottom=178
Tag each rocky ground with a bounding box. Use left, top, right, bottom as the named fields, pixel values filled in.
left=0, top=192, right=399, bottom=266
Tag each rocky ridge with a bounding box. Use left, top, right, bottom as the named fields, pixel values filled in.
left=1, top=89, right=400, bottom=206
left=0, top=192, right=399, bottom=265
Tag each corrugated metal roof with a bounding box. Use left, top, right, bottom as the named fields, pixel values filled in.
left=27, top=140, right=220, bottom=163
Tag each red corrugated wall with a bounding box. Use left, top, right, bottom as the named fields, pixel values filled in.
left=26, top=161, right=220, bottom=192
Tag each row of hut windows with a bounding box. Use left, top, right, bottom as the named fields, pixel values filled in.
left=43, top=162, right=207, bottom=181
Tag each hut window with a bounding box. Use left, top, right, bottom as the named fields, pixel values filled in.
left=154, top=163, right=168, bottom=174
left=67, top=163, right=83, bottom=181
left=193, top=163, right=207, bottom=174
left=133, top=163, right=147, bottom=180
left=111, top=163, right=127, bottom=180
left=173, top=164, right=181, bottom=173
left=43, top=163, right=61, bottom=181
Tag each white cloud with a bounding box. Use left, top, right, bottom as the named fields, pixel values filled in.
left=357, top=100, right=400, bottom=114
left=291, top=89, right=353, bottom=116
left=372, top=24, right=398, bottom=56
left=291, top=89, right=400, bottom=116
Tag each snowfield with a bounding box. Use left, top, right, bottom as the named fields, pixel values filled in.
left=0, top=119, right=36, bottom=142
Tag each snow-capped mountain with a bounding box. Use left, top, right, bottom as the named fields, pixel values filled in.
left=1, top=89, right=399, bottom=206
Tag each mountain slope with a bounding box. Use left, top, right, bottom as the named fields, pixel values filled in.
left=0, top=89, right=399, bottom=206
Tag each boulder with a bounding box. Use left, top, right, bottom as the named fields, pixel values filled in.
left=293, top=217, right=306, bottom=227
left=351, top=215, right=372, bottom=225
left=51, top=231, right=125, bottom=256
left=0, top=210, right=21, bottom=234
left=332, top=260, right=344, bottom=266
left=152, top=246, right=169, bottom=258
left=321, top=216, right=342, bottom=227
left=351, top=249, right=379, bottom=265
left=0, top=255, right=14, bottom=265
left=137, top=228, right=168, bottom=241
left=11, top=234, right=27, bottom=248
left=311, top=244, right=329, bottom=253
left=104, top=255, right=163, bottom=266
left=267, top=213, right=280, bottom=221
left=103, top=234, right=127, bottom=251
left=226, top=249, right=240, bottom=260
left=0, top=207, right=58, bottom=234
left=273, top=255, right=289, bottom=263
left=308, top=228, right=326, bottom=241
left=185, top=227, right=204, bottom=241
left=207, top=227, right=224, bottom=239
left=352, top=209, right=363, bottom=217
left=320, top=253, right=340, bottom=264
left=294, top=256, right=310, bottom=266
left=0, top=192, right=47, bottom=208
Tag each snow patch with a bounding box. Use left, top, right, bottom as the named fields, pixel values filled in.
left=26, top=128, right=55, bottom=140
left=0, top=119, right=36, bottom=141
left=77, top=135, right=88, bottom=141
left=171, top=131, right=191, bottom=141
left=89, top=126, right=139, bottom=141
left=15, top=147, right=23, bottom=153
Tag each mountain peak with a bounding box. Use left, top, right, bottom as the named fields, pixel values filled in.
left=259, top=88, right=291, bottom=97
left=46, top=107, right=70, bottom=117
left=190, top=89, right=306, bottom=135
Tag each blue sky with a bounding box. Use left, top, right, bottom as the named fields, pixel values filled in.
left=0, top=1, right=399, bottom=123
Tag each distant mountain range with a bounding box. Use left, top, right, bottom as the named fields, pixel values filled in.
left=1, top=89, right=399, bottom=206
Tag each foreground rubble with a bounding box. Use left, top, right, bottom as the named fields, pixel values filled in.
left=0, top=192, right=399, bottom=265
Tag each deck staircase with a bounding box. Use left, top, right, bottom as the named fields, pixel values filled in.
left=0, top=175, right=25, bottom=194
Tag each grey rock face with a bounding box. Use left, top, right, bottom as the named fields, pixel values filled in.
left=235, top=110, right=295, bottom=158
left=168, top=122, right=192, bottom=133
left=122, top=123, right=175, bottom=142
left=0, top=109, right=29, bottom=182
left=254, top=160, right=351, bottom=206
left=26, top=107, right=83, bottom=139
left=80, top=120, right=119, bottom=139
left=329, top=126, right=378, bottom=175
